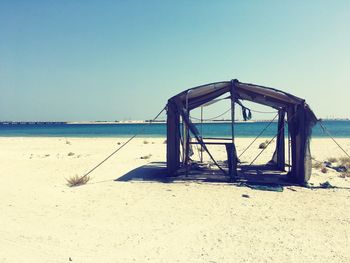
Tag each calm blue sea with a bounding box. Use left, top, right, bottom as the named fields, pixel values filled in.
left=0, top=120, right=349, bottom=138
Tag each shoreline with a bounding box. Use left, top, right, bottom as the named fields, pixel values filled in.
left=1, top=118, right=349, bottom=125
left=0, top=135, right=349, bottom=139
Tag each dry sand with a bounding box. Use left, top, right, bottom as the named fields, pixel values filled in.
left=0, top=137, right=349, bottom=263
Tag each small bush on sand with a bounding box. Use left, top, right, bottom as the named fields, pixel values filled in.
left=66, top=140, right=71, bottom=145
left=321, top=167, right=328, bottom=173
left=66, top=175, right=90, bottom=187
left=259, top=140, right=270, bottom=149
left=68, top=152, right=75, bottom=156
left=143, top=140, right=149, bottom=144
left=339, top=157, right=350, bottom=168
left=140, top=154, right=152, bottom=160
left=312, top=161, right=323, bottom=169
left=327, top=157, right=338, bottom=163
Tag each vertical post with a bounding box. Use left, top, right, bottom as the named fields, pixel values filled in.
left=167, top=101, right=180, bottom=175
left=276, top=110, right=286, bottom=170
left=288, top=106, right=297, bottom=181
left=288, top=121, right=291, bottom=172
left=182, top=115, right=187, bottom=165
left=226, top=143, right=234, bottom=176
left=200, top=106, right=203, bottom=163
left=296, top=104, right=306, bottom=183
left=184, top=90, right=192, bottom=169
left=231, top=94, right=235, bottom=144
left=229, top=81, right=237, bottom=180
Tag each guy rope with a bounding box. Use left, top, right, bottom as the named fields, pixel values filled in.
left=77, top=106, right=166, bottom=184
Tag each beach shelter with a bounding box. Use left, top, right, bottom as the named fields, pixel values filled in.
left=166, top=79, right=317, bottom=184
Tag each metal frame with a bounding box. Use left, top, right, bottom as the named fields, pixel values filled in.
left=166, top=79, right=317, bottom=184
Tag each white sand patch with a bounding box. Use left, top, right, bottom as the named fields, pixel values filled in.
left=0, top=137, right=349, bottom=262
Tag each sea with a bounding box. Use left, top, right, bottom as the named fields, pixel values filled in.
left=0, top=120, right=349, bottom=138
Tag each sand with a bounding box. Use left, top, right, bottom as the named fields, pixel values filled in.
left=0, top=137, right=349, bottom=263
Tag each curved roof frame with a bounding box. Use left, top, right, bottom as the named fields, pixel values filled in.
left=169, top=79, right=316, bottom=120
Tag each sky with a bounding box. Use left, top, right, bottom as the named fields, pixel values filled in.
left=0, top=0, right=349, bottom=121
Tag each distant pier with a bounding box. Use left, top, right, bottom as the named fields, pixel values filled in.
left=0, top=121, right=67, bottom=125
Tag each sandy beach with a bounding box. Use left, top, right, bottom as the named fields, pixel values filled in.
left=0, top=137, right=349, bottom=263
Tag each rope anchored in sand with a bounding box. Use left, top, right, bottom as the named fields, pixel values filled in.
left=66, top=106, right=166, bottom=187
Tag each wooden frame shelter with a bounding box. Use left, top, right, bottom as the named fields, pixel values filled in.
left=166, top=79, right=317, bottom=184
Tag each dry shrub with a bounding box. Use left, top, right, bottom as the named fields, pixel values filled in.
left=143, top=140, right=149, bottom=144
left=66, top=175, right=90, bottom=187
left=312, top=161, right=323, bottom=169
left=321, top=167, right=328, bottom=173
left=140, top=154, right=152, bottom=160
left=339, top=157, right=350, bottom=168
left=259, top=140, right=269, bottom=149
left=68, top=152, right=75, bottom=156
left=327, top=157, right=338, bottom=163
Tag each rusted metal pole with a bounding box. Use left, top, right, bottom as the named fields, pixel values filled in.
left=231, top=97, right=235, bottom=144
left=200, top=106, right=203, bottom=163
left=288, top=120, right=291, bottom=172
left=230, top=84, right=236, bottom=181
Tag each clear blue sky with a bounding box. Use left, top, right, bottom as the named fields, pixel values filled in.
left=1, top=0, right=349, bottom=121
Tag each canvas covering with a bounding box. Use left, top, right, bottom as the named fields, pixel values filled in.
left=166, top=79, right=317, bottom=184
